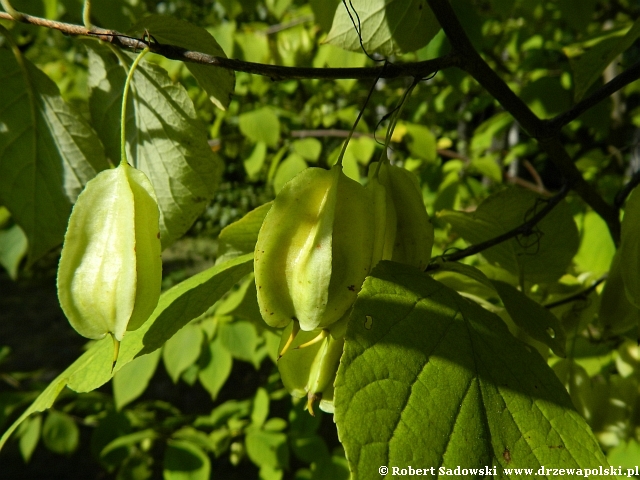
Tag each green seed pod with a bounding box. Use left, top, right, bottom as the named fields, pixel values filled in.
left=57, top=162, right=162, bottom=343
left=276, top=313, right=348, bottom=415
left=368, top=162, right=434, bottom=270
left=255, top=165, right=375, bottom=331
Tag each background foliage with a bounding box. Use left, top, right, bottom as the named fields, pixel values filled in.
left=0, top=0, right=639, bottom=478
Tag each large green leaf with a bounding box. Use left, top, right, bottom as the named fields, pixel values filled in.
left=0, top=253, right=253, bottom=450
left=438, top=188, right=579, bottom=283
left=129, top=15, right=235, bottom=110
left=568, top=18, right=640, bottom=102
left=86, top=44, right=222, bottom=249
left=0, top=48, right=108, bottom=264
left=113, top=348, right=161, bottom=410
left=325, top=0, right=440, bottom=56
left=335, top=261, right=611, bottom=478
left=619, top=186, right=640, bottom=309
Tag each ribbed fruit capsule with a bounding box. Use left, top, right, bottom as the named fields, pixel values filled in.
left=57, top=162, right=162, bottom=343
left=276, top=313, right=348, bottom=415
left=368, top=162, right=434, bottom=270
left=255, top=165, right=375, bottom=331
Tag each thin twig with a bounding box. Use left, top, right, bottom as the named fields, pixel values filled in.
left=427, top=184, right=570, bottom=268
left=290, top=129, right=375, bottom=139
left=0, top=11, right=460, bottom=80
left=544, top=275, right=607, bottom=309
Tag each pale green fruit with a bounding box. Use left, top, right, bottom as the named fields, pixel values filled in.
left=368, top=162, right=434, bottom=270
left=255, top=165, right=375, bottom=331
left=276, top=313, right=348, bottom=415
left=57, top=162, right=162, bottom=342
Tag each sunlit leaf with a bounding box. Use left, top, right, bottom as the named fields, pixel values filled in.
left=325, top=0, right=440, bottom=56
left=87, top=44, right=222, bottom=249
left=335, top=261, right=611, bottom=478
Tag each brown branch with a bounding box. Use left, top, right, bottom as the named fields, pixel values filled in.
left=427, top=184, right=570, bottom=268
left=0, top=11, right=460, bottom=80
left=290, top=129, right=375, bottom=139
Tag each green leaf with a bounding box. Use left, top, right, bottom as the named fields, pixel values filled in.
left=163, top=323, right=204, bottom=384
left=292, top=138, right=322, bottom=162
left=217, top=202, right=271, bottom=262
left=0, top=222, right=27, bottom=279
left=335, top=261, right=611, bottom=478
left=251, top=387, right=270, bottom=428
left=599, top=250, right=640, bottom=336
left=42, top=410, right=79, bottom=455
left=438, top=188, right=579, bottom=283
left=0, top=254, right=253, bottom=451
left=574, top=210, right=616, bottom=275
left=244, top=142, right=267, bottom=180
left=239, top=107, right=281, bottom=147
left=245, top=430, right=289, bottom=469
left=273, top=154, right=307, bottom=194
left=569, top=19, right=640, bottom=102
left=90, top=411, right=131, bottom=466
left=404, top=123, right=436, bottom=163
left=310, top=0, right=341, bottom=32
left=87, top=44, right=222, bottom=249
left=198, top=337, right=233, bottom=401
left=619, top=186, right=640, bottom=309
left=325, top=0, right=440, bottom=56
left=218, top=320, right=260, bottom=366
left=491, top=280, right=566, bottom=357
left=129, top=15, right=235, bottom=110
left=164, top=440, right=211, bottom=480
left=113, top=349, right=161, bottom=410
left=17, top=414, right=41, bottom=463
left=0, top=48, right=108, bottom=264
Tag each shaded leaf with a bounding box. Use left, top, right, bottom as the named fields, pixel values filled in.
left=164, top=440, right=211, bottom=480
left=569, top=19, right=640, bottom=101
left=198, top=337, right=233, bottom=401
left=42, top=410, right=79, bottom=455
left=438, top=188, right=579, bottom=283
left=619, top=186, right=640, bottom=309
left=163, top=324, right=204, bottom=383
left=0, top=48, right=107, bottom=263
left=335, top=261, right=611, bottom=478
left=130, top=14, right=235, bottom=110
left=17, top=414, right=41, bottom=463
left=113, top=349, right=161, bottom=410
left=491, top=280, right=566, bottom=357
left=87, top=44, right=222, bottom=249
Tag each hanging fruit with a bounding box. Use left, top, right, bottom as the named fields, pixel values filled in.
left=368, top=161, right=434, bottom=270
left=276, top=312, right=348, bottom=416
left=254, top=164, right=375, bottom=332
left=57, top=161, right=162, bottom=350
